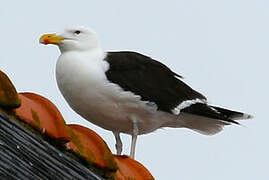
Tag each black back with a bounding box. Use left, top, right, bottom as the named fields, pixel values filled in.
left=105, top=51, right=206, bottom=113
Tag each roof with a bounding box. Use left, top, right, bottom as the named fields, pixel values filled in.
left=0, top=112, right=103, bottom=180
left=0, top=69, right=154, bottom=180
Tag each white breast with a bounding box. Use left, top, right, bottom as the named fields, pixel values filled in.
left=56, top=51, right=172, bottom=135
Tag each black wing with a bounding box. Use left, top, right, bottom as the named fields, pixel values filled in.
left=104, top=51, right=206, bottom=113
left=181, top=103, right=240, bottom=124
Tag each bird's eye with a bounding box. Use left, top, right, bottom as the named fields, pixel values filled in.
left=74, top=30, right=81, bottom=35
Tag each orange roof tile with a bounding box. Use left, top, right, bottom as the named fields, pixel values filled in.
left=114, top=155, right=155, bottom=180
left=66, top=124, right=118, bottom=171
left=0, top=70, right=21, bottom=108
left=14, top=92, right=70, bottom=141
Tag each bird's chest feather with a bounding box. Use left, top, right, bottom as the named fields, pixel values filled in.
left=55, top=53, right=162, bottom=133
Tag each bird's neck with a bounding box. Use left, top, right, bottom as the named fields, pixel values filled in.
left=60, top=46, right=105, bottom=60
left=57, top=47, right=108, bottom=80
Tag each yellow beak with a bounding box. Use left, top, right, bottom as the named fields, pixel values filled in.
left=39, top=34, right=64, bottom=45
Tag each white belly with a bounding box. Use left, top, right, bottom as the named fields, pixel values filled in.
left=56, top=52, right=171, bottom=135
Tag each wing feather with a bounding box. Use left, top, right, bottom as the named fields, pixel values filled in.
left=104, top=51, right=206, bottom=113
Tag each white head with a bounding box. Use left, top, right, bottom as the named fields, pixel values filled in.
left=40, top=26, right=101, bottom=53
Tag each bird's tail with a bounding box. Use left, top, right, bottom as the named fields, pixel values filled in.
left=164, top=105, right=253, bottom=135
left=209, top=105, right=253, bottom=120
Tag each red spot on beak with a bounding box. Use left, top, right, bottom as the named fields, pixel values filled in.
left=44, top=39, right=49, bottom=45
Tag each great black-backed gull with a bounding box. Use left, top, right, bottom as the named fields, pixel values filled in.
left=40, top=26, right=252, bottom=158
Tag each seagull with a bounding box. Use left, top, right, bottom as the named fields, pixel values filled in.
left=40, top=26, right=252, bottom=158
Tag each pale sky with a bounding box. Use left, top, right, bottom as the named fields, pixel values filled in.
left=1, top=1, right=268, bottom=179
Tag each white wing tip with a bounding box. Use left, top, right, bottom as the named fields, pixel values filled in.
left=233, top=113, right=254, bottom=120
left=242, top=113, right=253, bottom=119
